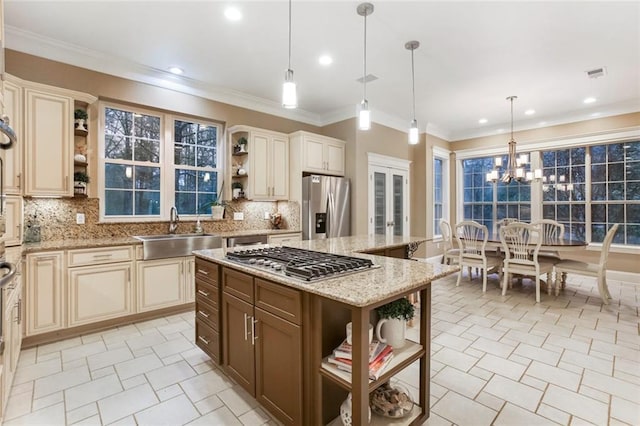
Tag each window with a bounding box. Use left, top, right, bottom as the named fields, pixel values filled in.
left=590, top=141, right=640, bottom=245
left=433, top=157, right=443, bottom=235
left=432, top=147, right=450, bottom=238
left=103, top=106, right=162, bottom=217
left=462, top=154, right=531, bottom=232
left=542, top=147, right=587, bottom=240
left=173, top=119, right=220, bottom=215
left=100, top=104, right=222, bottom=220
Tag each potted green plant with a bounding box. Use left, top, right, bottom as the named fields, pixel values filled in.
left=374, top=297, right=415, bottom=349
left=205, top=186, right=226, bottom=220
left=74, top=109, right=88, bottom=132
left=73, top=171, right=90, bottom=195
left=231, top=181, right=244, bottom=199
left=237, top=136, right=248, bottom=153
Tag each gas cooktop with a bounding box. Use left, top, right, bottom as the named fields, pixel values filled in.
left=225, top=246, right=379, bottom=282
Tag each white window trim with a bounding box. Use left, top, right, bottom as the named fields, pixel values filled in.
left=99, top=102, right=165, bottom=223
left=169, top=114, right=224, bottom=220
left=432, top=146, right=450, bottom=239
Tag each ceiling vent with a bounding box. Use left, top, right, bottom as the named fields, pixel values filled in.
left=356, top=74, right=378, bottom=83
left=586, top=67, right=607, bottom=79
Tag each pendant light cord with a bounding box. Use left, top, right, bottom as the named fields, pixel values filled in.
left=510, top=96, right=514, bottom=141
left=288, top=0, right=292, bottom=70
left=411, top=48, right=416, bottom=120
left=363, top=11, right=367, bottom=100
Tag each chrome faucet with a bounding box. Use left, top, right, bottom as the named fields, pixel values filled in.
left=169, top=206, right=179, bottom=234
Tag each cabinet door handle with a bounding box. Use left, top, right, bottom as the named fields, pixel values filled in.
left=65, top=175, right=69, bottom=191
left=18, top=298, right=21, bottom=324
left=197, top=269, right=209, bottom=275
left=197, top=289, right=209, bottom=297
left=251, top=317, right=258, bottom=345
left=17, top=173, right=21, bottom=189
left=197, top=310, right=209, bottom=318
left=198, top=335, right=210, bottom=345
left=243, top=313, right=248, bottom=341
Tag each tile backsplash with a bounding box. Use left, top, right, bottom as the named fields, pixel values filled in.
left=23, top=198, right=300, bottom=241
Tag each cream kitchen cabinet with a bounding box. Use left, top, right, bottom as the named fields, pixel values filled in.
left=185, top=257, right=196, bottom=303
left=290, top=131, right=345, bottom=176
left=1, top=78, right=23, bottom=194
left=3, top=196, right=23, bottom=247
left=267, top=232, right=301, bottom=245
left=25, top=251, right=65, bottom=336
left=67, top=245, right=135, bottom=330
left=24, top=87, right=73, bottom=196
left=2, top=272, right=22, bottom=413
left=229, top=126, right=289, bottom=201
left=136, top=256, right=192, bottom=312
left=19, top=77, right=96, bottom=197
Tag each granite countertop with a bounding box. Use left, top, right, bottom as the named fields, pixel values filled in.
left=193, top=235, right=458, bottom=307
left=20, top=229, right=302, bottom=254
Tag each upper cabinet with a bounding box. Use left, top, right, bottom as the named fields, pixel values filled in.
left=290, top=131, right=345, bottom=177
left=2, top=78, right=23, bottom=195
left=24, top=87, right=73, bottom=196
left=228, top=126, right=289, bottom=201
left=7, top=75, right=96, bottom=198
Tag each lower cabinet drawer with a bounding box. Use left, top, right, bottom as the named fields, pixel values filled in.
left=195, top=319, right=220, bottom=364
left=195, top=300, right=218, bottom=331
left=195, top=280, right=218, bottom=308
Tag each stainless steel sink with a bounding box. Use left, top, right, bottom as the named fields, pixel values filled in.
left=134, top=233, right=223, bottom=260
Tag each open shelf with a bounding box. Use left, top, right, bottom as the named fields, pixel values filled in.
left=74, top=160, right=88, bottom=167
left=320, top=341, right=424, bottom=392
left=327, top=406, right=421, bottom=426
left=74, top=128, right=88, bottom=136
left=232, top=151, right=248, bottom=157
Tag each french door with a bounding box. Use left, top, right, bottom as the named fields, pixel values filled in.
left=368, top=156, right=410, bottom=238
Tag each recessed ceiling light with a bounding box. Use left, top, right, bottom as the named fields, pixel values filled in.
left=168, top=67, right=183, bottom=75
left=591, top=112, right=601, bottom=117
left=583, top=97, right=597, bottom=104
left=538, top=121, right=547, bottom=126
left=478, top=118, right=488, bottom=124
left=524, top=109, right=535, bottom=115
left=496, top=128, right=504, bottom=133
left=224, top=7, right=242, bottom=21
left=319, top=55, right=333, bottom=66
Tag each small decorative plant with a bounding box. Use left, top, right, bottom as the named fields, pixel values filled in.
left=237, top=136, right=248, bottom=153
left=74, top=109, right=88, bottom=120
left=73, top=171, right=90, bottom=184
left=376, top=298, right=415, bottom=322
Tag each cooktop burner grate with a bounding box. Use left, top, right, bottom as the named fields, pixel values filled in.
left=226, top=246, right=376, bottom=281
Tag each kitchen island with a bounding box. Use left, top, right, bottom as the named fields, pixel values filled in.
left=193, top=236, right=458, bottom=425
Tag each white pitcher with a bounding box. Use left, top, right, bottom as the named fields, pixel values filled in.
left=375, top=318, right=406, bottom=349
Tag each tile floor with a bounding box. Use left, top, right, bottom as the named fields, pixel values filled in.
left=4, top=271, right=639, bottom=425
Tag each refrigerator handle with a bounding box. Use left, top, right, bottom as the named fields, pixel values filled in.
left=326, top=193, right=333, bottom=237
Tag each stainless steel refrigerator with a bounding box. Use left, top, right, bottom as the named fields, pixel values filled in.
left=302, top=175, right=350, bottom=240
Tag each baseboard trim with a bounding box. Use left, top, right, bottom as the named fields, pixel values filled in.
left=608, top=270, right=640, bottom=283
left=22, top=303, right=194, bottom=349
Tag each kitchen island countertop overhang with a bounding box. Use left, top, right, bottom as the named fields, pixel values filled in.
left=193, top=235, right=459, bottom=307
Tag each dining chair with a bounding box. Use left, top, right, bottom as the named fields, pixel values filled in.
left=554, top=223, right=619, bottom=304
left=439, top=219, right=459, bottom=265
left=531, top=219, right=565, bottom=261
left=500, top=222, right=555, bottom=303
left=455, top=221, right=502, bottom=293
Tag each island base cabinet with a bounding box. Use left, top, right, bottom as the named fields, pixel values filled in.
left=195, top=319, right=220, bottom=364
left=255, top=307, right=302, bottom=426
left=221, top=267, right=303, bottom=426
left=222, top=293, right=255, bottom=392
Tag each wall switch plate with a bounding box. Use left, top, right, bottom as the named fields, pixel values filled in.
left=264, top=211, right=271, bottom=219
left=233, top=212, right=244, bottom=221
left=76, top=213, right=85, bottom=224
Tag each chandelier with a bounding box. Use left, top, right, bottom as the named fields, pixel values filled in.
left=486, top=96, right=542, bottom=184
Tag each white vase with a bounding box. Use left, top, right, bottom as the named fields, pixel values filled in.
left=75, top=119, right=87, bottom=132
left=340, top=393, right=371, bottom=426
left=211, top=205, right=225, bottom=220
left=375, top=318, right=406, bottom=349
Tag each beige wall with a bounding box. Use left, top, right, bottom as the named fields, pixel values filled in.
left=7, top=50, right=639, bottom=274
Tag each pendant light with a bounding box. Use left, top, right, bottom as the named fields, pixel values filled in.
left=357, top=3, right=374, bottom=131
left=405, top=40, right=420, bottom=145
left=282, top=0, right=297, bottom=108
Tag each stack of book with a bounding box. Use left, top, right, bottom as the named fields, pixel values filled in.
left=326, top=339, right=394, bottom=380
